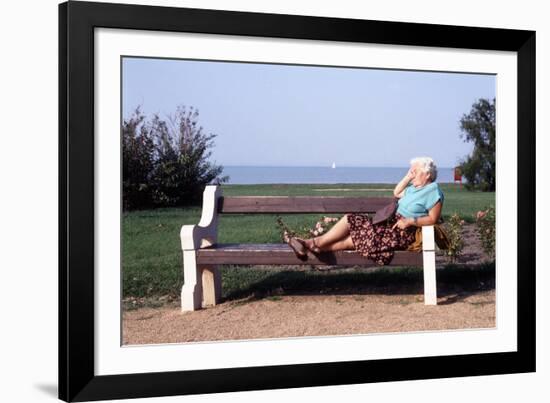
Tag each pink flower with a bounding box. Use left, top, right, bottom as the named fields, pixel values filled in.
left=313, top=230, right=319, bottom=236
left=323, top=217, right=337, bottom=223
left=460, top=220, right=465, bottom=225
left=476, top=211, right=487, bottom=220
left=318, top=227, right=324, bottom=234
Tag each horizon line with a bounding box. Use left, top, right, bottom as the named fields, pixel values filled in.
left=221, top=164, right=457, bottom=169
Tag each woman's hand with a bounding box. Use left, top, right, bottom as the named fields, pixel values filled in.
left=405, top=167, right=416, bottom=182
left=392, top=217, right=414, bottom=230
left=394, top=166, right=416, bottom=198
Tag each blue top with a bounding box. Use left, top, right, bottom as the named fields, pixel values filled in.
left=396, top=182, right=444, bottom=218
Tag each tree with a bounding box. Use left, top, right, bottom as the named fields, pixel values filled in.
left=122, top=105, right=229, bottom=210
left=122, top=107, right=156, bottom=210
left=458, top=98, right=496, bottom=191
left=148, top=105, right=229, bottom=207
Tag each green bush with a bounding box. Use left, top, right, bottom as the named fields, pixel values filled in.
left=122, top=107, right=156, bottom=210
left=276, top=215, right=340, bottom=242
left=475, top=206, right=495, bottom=259
left=445, top=213, right=465, bottom=263
left=122, top=105, right=229, bottom=210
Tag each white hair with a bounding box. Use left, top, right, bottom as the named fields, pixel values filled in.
left=410, top=157, right=438, bottom=181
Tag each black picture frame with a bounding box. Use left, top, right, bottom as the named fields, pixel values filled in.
left=59, top=1, right=536, bottom=401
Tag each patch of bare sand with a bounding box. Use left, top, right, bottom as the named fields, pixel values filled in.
left=123, top=290, right=495, bottom=345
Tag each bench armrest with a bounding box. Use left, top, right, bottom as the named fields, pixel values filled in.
left=421, top=225, right=435, bottom=251
left=180, top=185, right=222, bottom=250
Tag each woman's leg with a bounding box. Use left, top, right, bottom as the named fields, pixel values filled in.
left=319, top=234, right=355, bottom=251
left=302, top=214, right=352, bottom=251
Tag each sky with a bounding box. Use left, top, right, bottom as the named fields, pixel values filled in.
left=122, top=57, right=495, bottom=168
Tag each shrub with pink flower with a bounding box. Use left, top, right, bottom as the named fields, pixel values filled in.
left=475, top=206, right=495, bottom=259
left=445, top=213, right=465, bottom=263
left=276, top=215, right=340, bottom=243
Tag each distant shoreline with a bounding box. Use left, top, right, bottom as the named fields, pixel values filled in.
left=221, top=183, right=456, bottom=186
left=222, top=165, right=456, bottom=169
left=220, top=166, right=461, bottom=185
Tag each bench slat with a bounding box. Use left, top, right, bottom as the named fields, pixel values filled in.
left=196, top=243, right=422, bottom=266
left=219, top=196, right=393, bottom=213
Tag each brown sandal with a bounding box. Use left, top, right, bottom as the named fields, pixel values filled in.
left=288, top=237, right=308, bottom=259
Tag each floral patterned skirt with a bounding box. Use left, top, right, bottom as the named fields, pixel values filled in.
left=346, top=212, right=416, bottom=265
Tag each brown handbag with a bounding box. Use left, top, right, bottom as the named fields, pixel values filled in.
left=372, top=197, right=398, bottom=225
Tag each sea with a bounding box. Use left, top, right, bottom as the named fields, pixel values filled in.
left=221, top=166, right=456, bottom=184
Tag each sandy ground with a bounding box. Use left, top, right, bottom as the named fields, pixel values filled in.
left=123, top=290, right=494, bottom=344
left=123, top=224, right=495, bottom=345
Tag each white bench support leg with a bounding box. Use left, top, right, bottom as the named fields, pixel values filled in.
left=422, top=250, right=437, bottom=305
left=201, top=265, right=222, bottom=307
left=180, top=185, right=222, bottom=312
left=181, top=250, right=202, bottom=311
left=422, top=226, right=437, bottom=305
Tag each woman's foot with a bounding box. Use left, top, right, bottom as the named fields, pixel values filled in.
left=298, top=237, right=321, bottom=254
left=288, top=237, right=308, bottom=259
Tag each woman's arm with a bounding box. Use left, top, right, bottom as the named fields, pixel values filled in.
left=414, top=201, right=442, bottom=226
left=393, top=168, right=415, bottom=198
left=392, top=201, right=443, bottom=229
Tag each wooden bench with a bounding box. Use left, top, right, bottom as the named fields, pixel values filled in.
left=180, top=185, right=438, bottom=311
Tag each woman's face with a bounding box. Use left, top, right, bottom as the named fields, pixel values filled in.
left=410, top=162, right=431, bottom=187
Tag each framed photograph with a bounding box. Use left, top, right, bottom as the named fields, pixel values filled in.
left=59, top=1, right=535, bottom=401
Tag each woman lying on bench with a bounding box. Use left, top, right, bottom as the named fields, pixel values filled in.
left=288, top=156, right=444, bottom=266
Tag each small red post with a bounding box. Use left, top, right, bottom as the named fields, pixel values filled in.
left=454, top=167, right=462, bottom=188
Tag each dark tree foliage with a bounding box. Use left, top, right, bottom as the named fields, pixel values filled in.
left=122, top=105, right=229, bottom=210
left=150, top=106, right=229, bottom=207
left=122, top=107, right=156, bottom=210
left=459, top=98, right=496, bottom=191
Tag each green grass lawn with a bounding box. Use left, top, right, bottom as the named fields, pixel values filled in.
left=123, top=183, right=495, bottom=300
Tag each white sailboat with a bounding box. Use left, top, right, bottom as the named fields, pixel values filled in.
left=331, top=162, right=336, bottom=169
